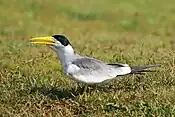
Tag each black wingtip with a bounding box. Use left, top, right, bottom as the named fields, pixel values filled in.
left=130, top=64, right=160, bottom=74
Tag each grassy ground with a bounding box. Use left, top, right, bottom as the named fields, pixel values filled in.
left=0, top=0, right=175, bottom=116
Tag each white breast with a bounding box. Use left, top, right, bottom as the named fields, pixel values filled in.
left=65, top=64, right=112, bottom=84
left=65, top=64, right=89, bottom=83
left=65, top=64, right=80, bottom=74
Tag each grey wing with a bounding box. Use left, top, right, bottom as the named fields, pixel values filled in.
left=71, top=57, right=130, bottom=84
left=72, top=57, right=104, bottom=70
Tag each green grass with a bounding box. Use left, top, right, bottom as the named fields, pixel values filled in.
left=0, top=0, right=175, bottom=116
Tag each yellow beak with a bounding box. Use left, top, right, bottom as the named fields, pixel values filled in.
left=29, top=36, right=55, bottom=45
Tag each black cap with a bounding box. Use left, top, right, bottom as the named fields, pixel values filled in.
left=52, top=35, right=70, bottom=46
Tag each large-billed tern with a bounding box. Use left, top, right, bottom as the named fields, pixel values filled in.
left=30, top=35, right=160, bottom=84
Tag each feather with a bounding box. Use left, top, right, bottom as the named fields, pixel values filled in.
left=130, top=64, right=161, bottom=74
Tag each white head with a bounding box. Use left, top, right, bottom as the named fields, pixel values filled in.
left=30, top=35, right=76, bottom=63
left=49, top=35, right=71, bottom=52
left=30, top=34, right=74, bottom=52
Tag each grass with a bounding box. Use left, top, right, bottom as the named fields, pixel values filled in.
left=0, top=0, right=175, bottom=116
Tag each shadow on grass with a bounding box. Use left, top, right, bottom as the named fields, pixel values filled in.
left=30, top=86, right=83, bottom=100
left=29, top=84, right=125, bottom=100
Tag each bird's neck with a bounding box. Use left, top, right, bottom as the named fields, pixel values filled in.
left=57, top=45, right=76, bottom=66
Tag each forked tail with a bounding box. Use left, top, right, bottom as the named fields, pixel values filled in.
left=130, top=64, right=160, bottom=75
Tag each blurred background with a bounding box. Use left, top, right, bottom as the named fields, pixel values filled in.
left=0, top=0, right=175, bottom=116
left=1, top=0, right=175, bottom=38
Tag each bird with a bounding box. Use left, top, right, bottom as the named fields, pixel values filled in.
left=30, top=35, right=160, bottom=84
